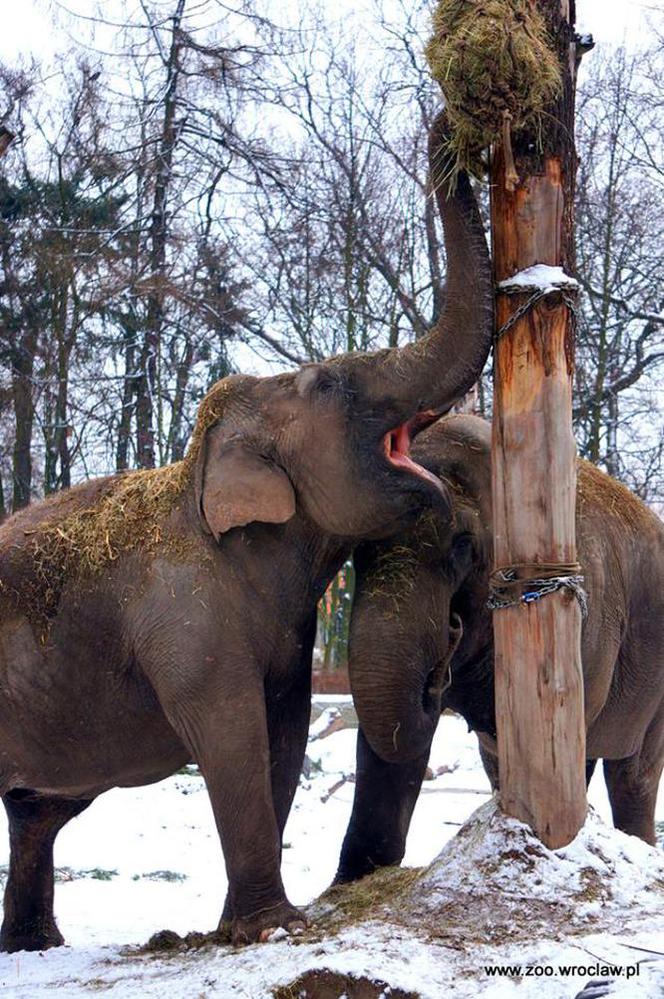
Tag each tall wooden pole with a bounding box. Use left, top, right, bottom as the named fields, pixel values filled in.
left=490, top=1, right=587, bottom=848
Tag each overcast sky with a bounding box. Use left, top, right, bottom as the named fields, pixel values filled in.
left=0, top=0, right=657, bottom=66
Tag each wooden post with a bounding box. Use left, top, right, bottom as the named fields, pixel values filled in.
left=490, top=1, right=587, bottom=847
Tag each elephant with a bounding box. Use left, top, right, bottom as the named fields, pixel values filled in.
left=0, top=115, right=494, bottom=951
left=337, top=414, right=664, bottom=884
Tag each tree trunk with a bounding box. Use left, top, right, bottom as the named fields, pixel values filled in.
left=55, top=334, right=73, bottom=491
left=490, top=0, right=587, bottom=848
left=424, top=171, right=444, bottom=327
left=11, top=335, right=36, bottom=511
left=43, top=346, right=57, bottom=496
left=135, top=0, right=185, bottom=469
left=167, top=334, right=193, bottom=462
left=48, top=287, right=74, bottom=492
left=605, top=367, right=619, bottom=478
left=116, top=324, right=136, bottom=472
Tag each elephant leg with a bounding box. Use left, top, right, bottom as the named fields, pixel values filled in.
left=1, top=791, right=93, bottom=953
left=267, top=673, right=312, bottom=845
left=220, top=673, right=311, bottom=931
left=165, top=678, right=304, bottom=945
left=585, top=758, right=598, bottom=787
left=477, top=740, right=500, bottom=791
left=335, top=725, right=429, bottom=884
left=603, top=703, right=664, bottom=845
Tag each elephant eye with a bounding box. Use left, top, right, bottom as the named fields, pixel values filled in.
left=451, top=533, right=474, bottom=564
left=313, top=369, right=341, bottom=397
left=295, top=364, right=341, bottom=400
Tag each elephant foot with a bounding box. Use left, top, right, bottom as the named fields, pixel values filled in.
left=334, top=860, right=373, bottom=884
left=216, top=918, right=233, bottom=944
left=0, top=921, right=64, bottom=953
left=336, top=829, right=405, bottom=884
left=229, top=901, right=306, bottom=946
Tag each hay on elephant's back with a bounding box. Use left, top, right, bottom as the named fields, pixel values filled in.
left=3, top=378, right=235, bottom=622
left=577, top=460, right=657, bottom=533
left=425, top=0, right=562, bottom=178
left=33, top=463, right=186, bottom=578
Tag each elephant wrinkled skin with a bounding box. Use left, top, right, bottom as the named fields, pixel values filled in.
left=338, top=415, right=664, bottom=883
left=0, top=117, right=494, bottom=951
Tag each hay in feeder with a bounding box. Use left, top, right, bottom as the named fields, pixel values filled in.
left=425, top=0, right=562, bottom=177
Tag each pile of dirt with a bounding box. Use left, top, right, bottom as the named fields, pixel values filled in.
left=272, top=969, right=420, bottom=999
left=315, top=800, right=664, bottom=950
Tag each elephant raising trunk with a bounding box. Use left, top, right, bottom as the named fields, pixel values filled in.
left=0, top=114, right=494, bottom=951
left=339, top=112, right=494, bottom=425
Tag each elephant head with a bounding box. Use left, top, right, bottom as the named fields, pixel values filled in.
left=190, top=114, right=494, bottom=543
left=348, top=415, right=495, bottom=762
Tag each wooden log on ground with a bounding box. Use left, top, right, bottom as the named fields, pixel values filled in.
left=490, top=0, right=587, bottom=848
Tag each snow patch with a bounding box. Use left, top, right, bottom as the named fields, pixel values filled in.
left=306, top=727, right=358, bottom=777
left=498, top=264, right=579, bottom=294
left=265, top=926, right=289, bottom=942
left=308, top=705, right=342, bottom=739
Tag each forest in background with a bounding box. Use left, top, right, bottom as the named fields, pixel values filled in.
left=1, top=0, right=662, bottom=664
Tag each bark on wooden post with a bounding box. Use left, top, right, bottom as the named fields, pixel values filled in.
left=490, top=0, right=587, bottom=848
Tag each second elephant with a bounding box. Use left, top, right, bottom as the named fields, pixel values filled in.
left=338, top=415, right=664, bottom=883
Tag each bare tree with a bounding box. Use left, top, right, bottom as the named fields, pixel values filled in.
left=574, top=46, right=664, bottom=499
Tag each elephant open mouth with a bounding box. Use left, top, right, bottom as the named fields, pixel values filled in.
left=383, top=411, right=443, bottom=491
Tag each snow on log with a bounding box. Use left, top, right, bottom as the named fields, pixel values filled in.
left=497, top=264, right=580, bottom=294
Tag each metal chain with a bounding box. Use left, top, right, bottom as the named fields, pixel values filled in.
left=562, top=291, right=579, bottom=319
left=494, top=286, right=579, bottom=342
left=488, top=567, right=588, bottom=619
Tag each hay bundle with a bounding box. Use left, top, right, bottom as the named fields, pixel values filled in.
left=425, top=0, right=562, bottom=177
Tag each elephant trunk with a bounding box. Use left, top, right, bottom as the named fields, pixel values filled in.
left=367, top=113, right=494, bottom=416
left=349, top=609, right=463, bottom=765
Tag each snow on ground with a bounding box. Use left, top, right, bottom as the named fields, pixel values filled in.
left=0, top=709, right=662, bottom=997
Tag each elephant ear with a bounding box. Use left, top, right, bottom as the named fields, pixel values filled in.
left=195, top=428, right=296, bottom=539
